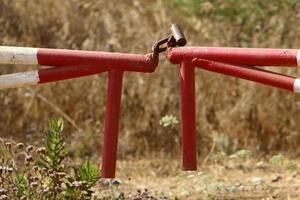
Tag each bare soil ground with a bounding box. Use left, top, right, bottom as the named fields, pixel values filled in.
left=96, top=158, right=300, bottom=199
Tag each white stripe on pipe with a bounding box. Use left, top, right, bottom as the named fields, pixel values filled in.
left=0, top=71, right=39, bottom=89
left=0, top=46, right=38, bottom=64
left=297, top=50, right=300, bottom=67
left=293, top=78, right=300, bottom=93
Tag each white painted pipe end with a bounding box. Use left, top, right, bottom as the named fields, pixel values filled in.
left=0, top=71, right=40, bottom=90
left=0, top=46, right=38, bottom=65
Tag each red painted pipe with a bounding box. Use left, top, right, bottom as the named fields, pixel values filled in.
left=38, top=65, right=107, bottom=83
left=0, top=46, right=158, bottom=90
left=0, top=65, right=108, bottom=90
left=0, top=46, right=157, bottom=72
left=180, top=62, right=197, bottom=170
left=167, top=47, right=299, bottom=67
left=192, top=59, right=299, bottom=92
left=38, top=48, right=156, bottom=73
left=101, top=70, right=124, bottom=178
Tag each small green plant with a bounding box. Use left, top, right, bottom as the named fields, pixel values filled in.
left=75, top=160, right=100, bottom=189
left=38, top=117, right=66, bottom=171
left=203, top=132, right=231, bottom=165
left=269, top=154, right=298, bottom=171
left=269, top=154, right=285, bottom=165
left=213, top=132, right=231, bottom=154
left=232, top=149, right=252, bottom=160
left=15, top=174, right=32, bottom=199
left=159, top=114, right=179, bottom=127
left=64, top=160, right=100, bottom=199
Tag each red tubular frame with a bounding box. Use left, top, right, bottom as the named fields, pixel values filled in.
left=167, top=46, right=300, bottom=170
left=0, top=46, right=158, bottom=178
left=3, top=42, right=300, bottom=177
left=180, top=62, right=197, bottom=170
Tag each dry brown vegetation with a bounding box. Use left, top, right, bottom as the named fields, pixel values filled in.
left=2, top=0, right=300, bottom=199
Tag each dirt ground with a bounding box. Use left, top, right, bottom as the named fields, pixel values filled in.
left=96, top=157, right=300, bottom=200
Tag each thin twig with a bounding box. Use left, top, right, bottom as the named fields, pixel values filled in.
left=26, top=88, right=81, bottom=131
left=202, top=135, right=216, bottom=166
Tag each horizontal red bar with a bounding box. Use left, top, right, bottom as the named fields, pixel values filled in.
left=191, top=59, right=297, bottom=92
left=167, top=47, right=299, bottom=67
left=38, top=48, right=157, bottom=73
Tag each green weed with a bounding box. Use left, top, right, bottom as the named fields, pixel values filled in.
left=0, top=117, right=100, bottom=200
left=269, top=154, right=298, bottom=171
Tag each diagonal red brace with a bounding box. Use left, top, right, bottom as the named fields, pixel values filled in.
left=191, top=59, right=299, bottom=92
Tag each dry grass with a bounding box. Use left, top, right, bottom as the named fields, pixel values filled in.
left=1, top=0, right=300, bottom=161
left=110, top=157, right=300, bottom=199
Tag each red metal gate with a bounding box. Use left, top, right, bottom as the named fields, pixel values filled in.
left=0, top=47, right=158, bottom=178
left=167, top=46, right=300, bottom=170
left=1, top=24, right=299, bottom=178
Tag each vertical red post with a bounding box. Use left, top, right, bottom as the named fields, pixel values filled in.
left=180, top=62, right=197, bottom=170
left=101, top=69, right=124, bottom=178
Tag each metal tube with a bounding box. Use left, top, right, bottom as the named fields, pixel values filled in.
left=167, top=47, right=299, bottom=67
left=37, top=48, right=156, bottom=72
left=180, top=62, right=197, bottom=170
left=0, top=70, right=40, bottom=90
left=0, top=46, right=157, bottom=72
left=101, top=70, right=124, bottom=178
left=171, top=24, right=187, bottom=47
left=0, top=65, right=107, bottom=90
left=38, top=65, right=107, bottom=83
left=192, top=59, right=300, bottom=92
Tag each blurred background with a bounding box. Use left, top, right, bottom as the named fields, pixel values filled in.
left=1, top=0, right=300, bottom=162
